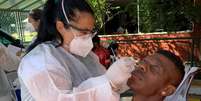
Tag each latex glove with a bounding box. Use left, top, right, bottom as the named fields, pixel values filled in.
left=105, top=57, right=137, bottom=92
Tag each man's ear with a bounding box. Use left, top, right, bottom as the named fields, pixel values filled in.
left=160, top=85, right=176, bottom=96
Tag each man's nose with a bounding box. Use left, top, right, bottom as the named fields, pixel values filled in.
left=135, top=63, right=147, bottom=73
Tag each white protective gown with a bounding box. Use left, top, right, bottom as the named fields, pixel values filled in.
left=18, top=42, right=120, bottom=101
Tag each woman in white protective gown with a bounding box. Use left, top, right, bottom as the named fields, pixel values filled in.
left=18, top=0, right=136, bottom=101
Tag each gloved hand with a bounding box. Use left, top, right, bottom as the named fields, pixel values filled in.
left=105, top=57, right=137, bottom=93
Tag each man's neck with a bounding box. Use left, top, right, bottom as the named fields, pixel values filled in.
left=132, top=94, right=164, bottom=101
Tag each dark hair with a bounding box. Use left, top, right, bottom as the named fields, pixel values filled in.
left=26, top=0, right=94, bottom=53
left=29, top=9, right=43, bottom=21
left=92, top=35, right=100, bottom=44
left=156, top=50, right=185, bottom=79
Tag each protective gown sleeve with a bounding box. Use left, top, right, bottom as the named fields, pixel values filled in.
left=18, top=51, right=119, bottom=101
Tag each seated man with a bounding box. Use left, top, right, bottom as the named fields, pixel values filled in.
left=127, top=50, right=185, bottom=101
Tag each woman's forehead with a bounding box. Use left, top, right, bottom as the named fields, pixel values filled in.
left=72, top=11, right=95, bottom=30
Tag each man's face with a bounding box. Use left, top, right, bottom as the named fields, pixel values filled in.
left=28, top=16, right=40, bottom=31
left=127, top=53, right=177, bottom=96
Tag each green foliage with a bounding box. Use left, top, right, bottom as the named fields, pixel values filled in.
left=87, top=0, right=107, bottom=28
left=138, top=0, right=191, bottom=32
left=182, top=0, right=201, bottom=24
left=87, top=0, right=201, bottom=33
left=124, top=0, right=201, bottom=33
left=138, top=0, right=155, bottom=32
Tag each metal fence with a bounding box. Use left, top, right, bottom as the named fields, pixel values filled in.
left=0, top=10, right=28, bottom=42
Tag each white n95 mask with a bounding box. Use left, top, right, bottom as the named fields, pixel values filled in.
left=69, top=34, right=93, bottom=57
left=61, top=0, right=93, bottom=57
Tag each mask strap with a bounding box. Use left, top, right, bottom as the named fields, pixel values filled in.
left=62, top=0, right=70, bottom=24
left=61, top=0, right=92, bottom=39
left=61, top=0, right=77, bottom=38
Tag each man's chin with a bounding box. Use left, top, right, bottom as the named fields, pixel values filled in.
left=127, top=79, right=138, bottom=90
left=127, top=78, right=133, bottom=87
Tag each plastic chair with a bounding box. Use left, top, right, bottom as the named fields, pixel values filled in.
left=0, top=67, right=16, bottom=101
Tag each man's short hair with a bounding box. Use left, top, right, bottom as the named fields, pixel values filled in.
left=156, top=50, right=185, bottom=79
left=29, top=9, right=42, bottom=21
